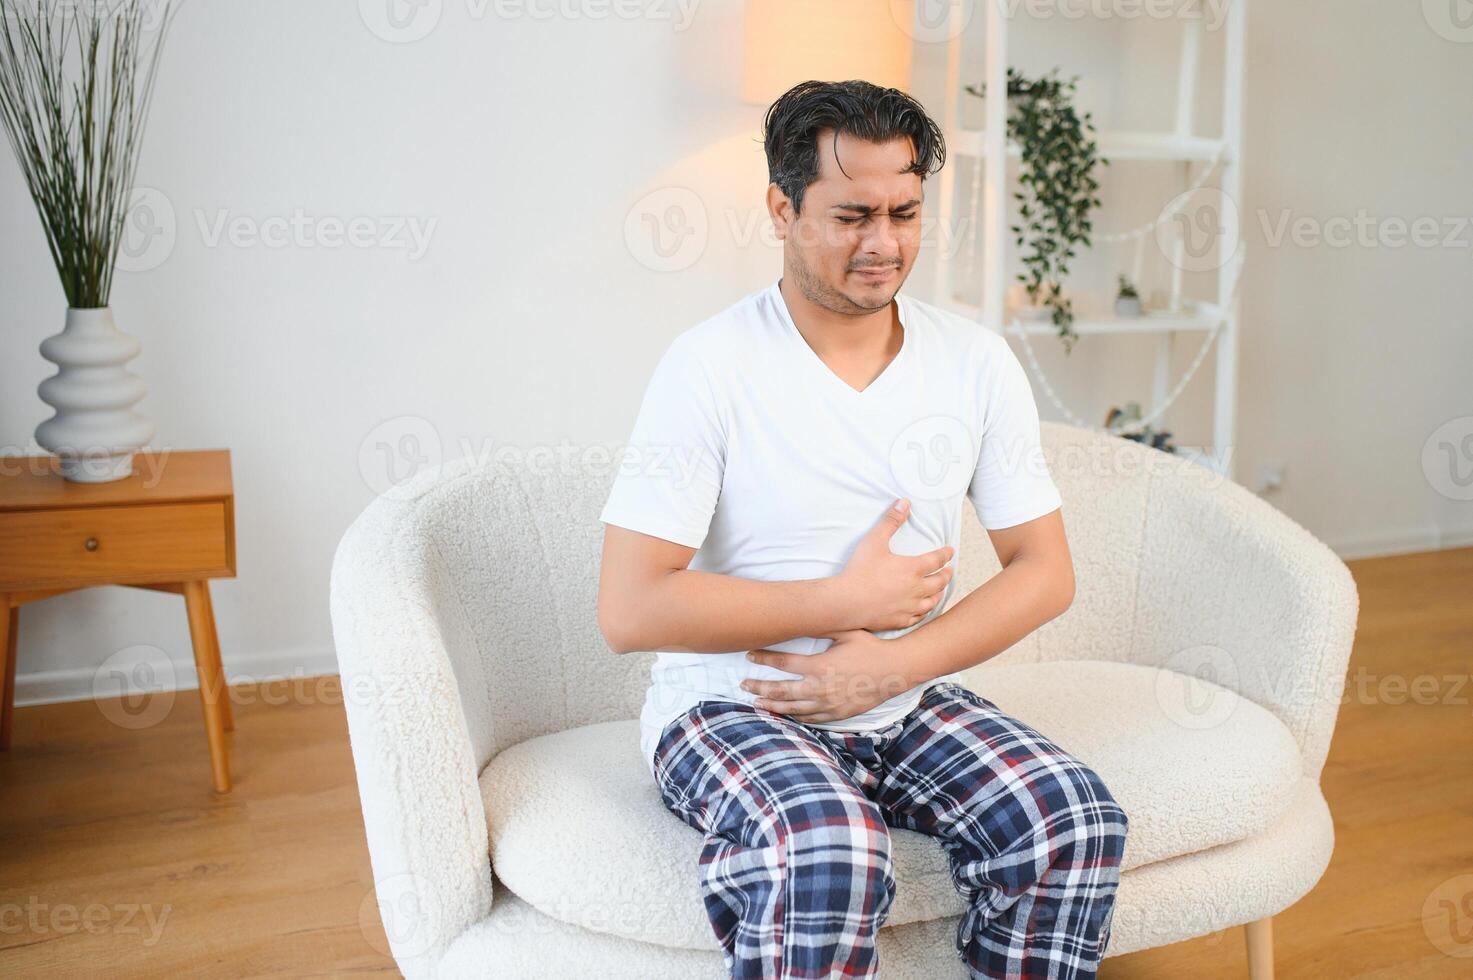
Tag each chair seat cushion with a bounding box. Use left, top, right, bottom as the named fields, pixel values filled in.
left=479, top=659, right=1303, bottom=951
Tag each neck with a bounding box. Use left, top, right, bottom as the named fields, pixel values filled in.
left=778, top=275, right=901, bottom=360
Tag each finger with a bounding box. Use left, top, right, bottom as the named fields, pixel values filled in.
left=916, top=544, right=955, bottom=572
left=747, top=649, right=796, bottom=672
left=753, top=697, right=824, bottom=717
left=870, top=498, right=911, bottom=540
left=918, top=593, right=941, bottom=615
left=922, top=563, right=955, bottom=591
left=742, top=679, right=814, bottom=700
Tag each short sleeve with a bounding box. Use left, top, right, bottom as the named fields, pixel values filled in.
left=599, top=334, right=726, bottom=549
left=966, top=340, right=1063, bottom=529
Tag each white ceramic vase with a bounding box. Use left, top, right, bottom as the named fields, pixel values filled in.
left=34, top=307, right=155, bottom=483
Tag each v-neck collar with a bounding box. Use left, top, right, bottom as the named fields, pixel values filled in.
left=770, top=278, right=913, bottom=400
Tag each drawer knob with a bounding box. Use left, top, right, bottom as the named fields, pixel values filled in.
left=85, top=536, right=99, bottom=551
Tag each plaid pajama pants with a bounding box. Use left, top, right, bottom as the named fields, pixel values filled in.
left=651, top=681, right=1129, bottom=980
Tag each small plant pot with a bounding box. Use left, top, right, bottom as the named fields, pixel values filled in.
left=1114, top=295, right=1142, bottom=318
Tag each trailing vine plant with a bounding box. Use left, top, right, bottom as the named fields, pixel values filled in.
left=965, top=68, right=1107, bottom=352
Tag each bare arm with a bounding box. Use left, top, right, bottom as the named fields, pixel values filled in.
left=890, top=507, right=1075, bottom=686
left=597, top=525, right=852, bottom=654
left=597, top=499, right=955, bottom=656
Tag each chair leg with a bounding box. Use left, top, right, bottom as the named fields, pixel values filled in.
left=1244, top=916, right=1274, bottom=980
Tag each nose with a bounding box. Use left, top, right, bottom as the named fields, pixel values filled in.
left=857, top=218, right=901, bottom=263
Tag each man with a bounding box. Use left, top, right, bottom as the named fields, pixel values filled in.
left=597, top=79, right=1128, bottom=979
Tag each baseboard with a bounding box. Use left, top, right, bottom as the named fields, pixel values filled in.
left=14, top=644, right=342, bottom=708
left=1327, top=523, right=1473, bottom=561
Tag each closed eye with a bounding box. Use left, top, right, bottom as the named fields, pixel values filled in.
left=837, top=212, right=919, bottom=225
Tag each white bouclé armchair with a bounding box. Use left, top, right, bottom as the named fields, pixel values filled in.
left=329, top=421, right=1360, bottom=979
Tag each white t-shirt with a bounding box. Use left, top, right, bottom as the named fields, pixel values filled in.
left=599, top=279, right=1063, bottom=781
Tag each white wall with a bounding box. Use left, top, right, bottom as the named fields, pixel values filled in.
left=2, top=0, right=1468, bottom=703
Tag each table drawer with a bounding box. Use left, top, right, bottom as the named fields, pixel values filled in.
left=0, top=501, right=230, bottom=589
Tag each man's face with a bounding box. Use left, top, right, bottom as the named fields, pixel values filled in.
left=770, top=129, right=924, bottom=313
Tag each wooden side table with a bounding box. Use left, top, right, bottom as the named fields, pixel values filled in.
left=0, top=449, right=237, bottom=792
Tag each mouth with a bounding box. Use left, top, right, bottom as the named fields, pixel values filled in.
left=851, top=266, right=897, bottom=282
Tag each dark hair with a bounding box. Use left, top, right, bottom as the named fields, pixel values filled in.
left=761, top=79, right=947, bottom=216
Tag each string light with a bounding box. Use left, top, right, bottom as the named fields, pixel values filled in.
left=1007, top=247, right=1246, bottom=436
left=1093, top=146, right=1226, bottom=244
left=956, top=138, right=1240, bottom=441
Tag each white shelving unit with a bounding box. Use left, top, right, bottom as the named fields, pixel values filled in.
left=927, top=2, right=1248, bottom=481
left=950, top=128, right=1228, bottom=163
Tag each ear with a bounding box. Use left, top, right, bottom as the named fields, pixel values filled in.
left=766, top=182, right=794, bottom=239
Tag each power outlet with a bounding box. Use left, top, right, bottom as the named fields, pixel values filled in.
left=1255, top=461, right=1285, bottom=495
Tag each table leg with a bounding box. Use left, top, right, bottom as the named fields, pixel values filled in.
left=0, top=600, right=15, bottom=750
left=184, top=580, right=231, bottom=792
left=198, top=582, right=234, bottom=732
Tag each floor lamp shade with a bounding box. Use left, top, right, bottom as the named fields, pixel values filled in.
left=743, top=0, right=915, bottom=106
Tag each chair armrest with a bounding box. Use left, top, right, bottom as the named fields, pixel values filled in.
left=330, top=492, right=494, bottom=978
left=1132, top=463, right=1361, bottom=781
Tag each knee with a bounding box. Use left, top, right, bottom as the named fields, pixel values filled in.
left=776, top=798, right=897, bottom=916
left=1052, top=761, right=1130, bottom=854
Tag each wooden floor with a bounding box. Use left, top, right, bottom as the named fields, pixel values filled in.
left=1, top=548, right=1470, bottom=977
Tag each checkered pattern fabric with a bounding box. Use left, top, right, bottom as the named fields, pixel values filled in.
left=652, top=681, right=1129, bottom=979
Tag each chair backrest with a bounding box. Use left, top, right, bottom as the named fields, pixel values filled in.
left=952, top=421, right=1157, bottom=675
left=400, top=421, right=1172, bottom=772
left=369, top=420, right=1355, bottom=780
left=958, top=422, right=1357, bottom=782
left=390, top=453, right=649, bottom=773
